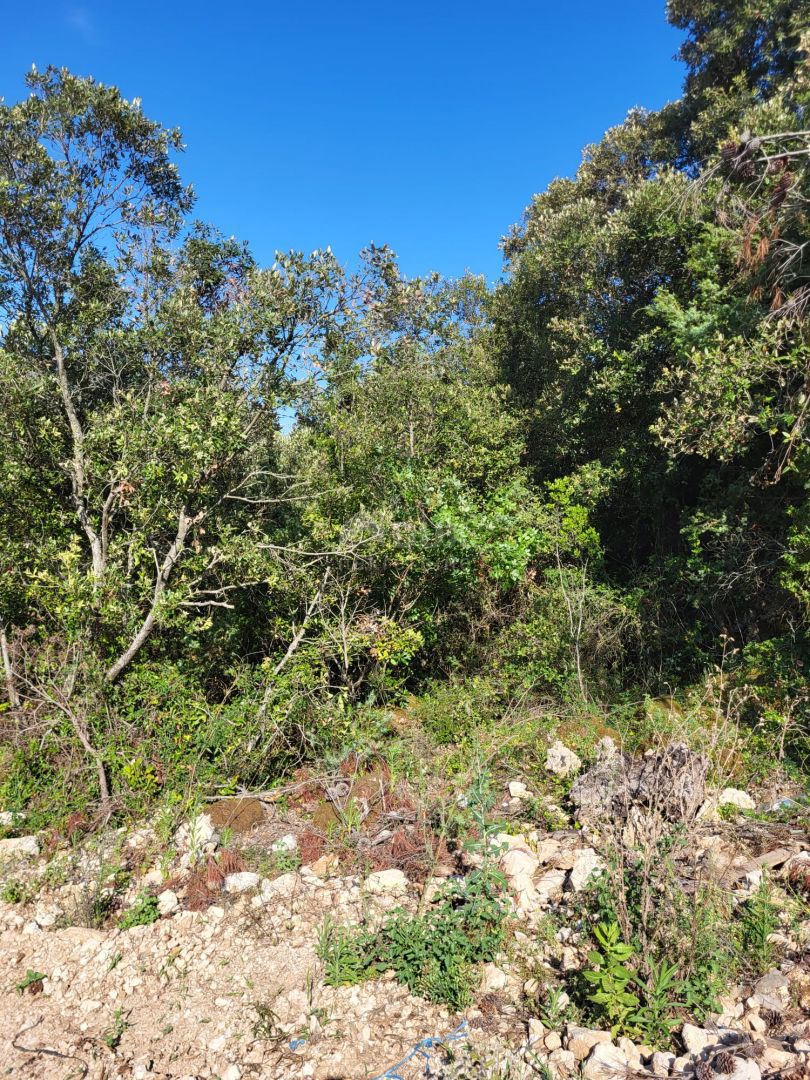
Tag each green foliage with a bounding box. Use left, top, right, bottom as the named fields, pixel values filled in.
left=583, top=922, right=641, bottom=1035
left=16, top=970, right=46, bottom=994
left=316, top=916, right=378, bottom=988
left=736, top=880, right=781, bottom=975
left=0, top=879, right=26, bottom=904
left=583, top=924, right=691, bottom=1047
left=118, top=890, right=160, bottom=930
left=103, top=1009, right=130, bottom=1050
left=317, top=867, right=509, bottom=1009
left=632, top=958, right=688, bottom=1048
left=0, top=0, right=807, bottom=835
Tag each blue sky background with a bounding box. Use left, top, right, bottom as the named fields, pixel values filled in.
left=2, top=2, right=685, bottom=282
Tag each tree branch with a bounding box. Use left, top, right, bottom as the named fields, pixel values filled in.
left=105, top=508, right=195, bottom=683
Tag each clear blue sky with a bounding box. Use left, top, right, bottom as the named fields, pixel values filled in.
left=2, top=2, right=685, bottom=282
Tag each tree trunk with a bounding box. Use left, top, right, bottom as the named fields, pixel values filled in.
left=0, top=624, right=20, bottom=710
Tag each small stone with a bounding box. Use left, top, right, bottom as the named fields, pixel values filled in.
left=535, top=868, right=567, bottom=903
left=752, top=970, right=790, bottom=1010
left=567, top=848, right=605, bottom=892
left=0, top=811, right=25, bottom=827
left=365, top=869, right=408, bottom=894
left=528, top=1018, right=545, bottom=1043
left=271, top=833, right=297, bottom=853
left=583, top=1042, right=628, bottom=1080
left=745, top=1011, right=767, bottom=1033
left=726, top=1060, right=761, bottom=1080
left=718, top=995, right=744, bottom=1020
left=221, top=1067, right=241, bottom=1080
left=223, top=871, right=260, bottom=894
left=502, top=847, right=540, bottom=879
left=566, top=1025, right=612, bottom=1061
left=157, top=890, right=179, bottom=916
left=618, top=1037, right=641, bottom=1066
left=535, top=837, right=563, bottom=863
left=509, top=781, right=530, bottom=799
left=175, top=813, right=217, bottom=852
left=717, top=788, right=756, bottom=811
left=260, top=872, right=298, bottom=900
left=561, top=946, right=579, bottom=971
left=34, top=908, right=58, bottom=928
left=651, top=1051, right=675, bottom=1077
left=760, top=1048, right=793, bottom=1071
left=546, top=741, right=582, bottom=777
left=682, top=1024, right=714, bottom=1055
left=545, top=1032, right=563, bottom=1051
left=548, top=1048, right=577, bottom=1076
left=479, top=962, right=508, bottom=993
left=310, top=853, right=339, bottom=878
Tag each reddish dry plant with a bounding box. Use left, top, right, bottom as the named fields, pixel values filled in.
left=44, top=810, right=89, bottom=855
left=297, top=828, right=326, bottom=865
left=369, top=826, right=453, bottom=883
left=338, top=752, right=391, bottom=782
left=216, top=849, right=246, bottom=876
left=205, top=860, right=225, bottom=889
left=185, top=874, right=215, bottom=912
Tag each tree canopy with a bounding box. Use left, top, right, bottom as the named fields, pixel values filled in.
left=1, top=1, right=808, bottom=822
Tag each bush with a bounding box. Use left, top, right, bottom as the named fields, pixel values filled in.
left=316, top=867, right=509, bottom=1008
left=118, top=890, right=160, bottom=930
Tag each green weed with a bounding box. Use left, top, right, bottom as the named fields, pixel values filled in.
left=118, top=890, right=160, bottom=930
left=316, top=866, right=509, bottom=1009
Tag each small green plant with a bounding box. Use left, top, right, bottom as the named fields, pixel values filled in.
left=736, top=879, right=780, bottom=974
left=251, top=1000, right=286, bottom=1042
left=317, top=915, right=377, bottom=987
left=582, top=922, right=640, bottom=1035
left=103, top=1008, right=130, bottom=1049
left=16, top=969, right=46, bottom=994
left=538, top=985, right=569, bottom=1028
left=118, top=890, right=160, bottom=930
left=271, top=846, right=301, bottom=875
left=1, top=879, right=26, bottom=903
left=632, top=958, right=687, bottom=1048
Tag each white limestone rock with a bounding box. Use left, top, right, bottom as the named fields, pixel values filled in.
left=223, top=871, right=260, bottom=894
left=365, top=868, right=408, bottom=894
left=546, top=740, right=582, bottom=777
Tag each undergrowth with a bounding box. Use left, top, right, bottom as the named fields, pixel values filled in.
left=316, top=866, right=509, bottom=1009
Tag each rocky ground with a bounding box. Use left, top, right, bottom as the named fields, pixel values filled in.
left=0, top=740, right=808, bottom=1079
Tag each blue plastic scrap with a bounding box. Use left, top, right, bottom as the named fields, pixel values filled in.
left=372, top=1019, right=469, bottom=1080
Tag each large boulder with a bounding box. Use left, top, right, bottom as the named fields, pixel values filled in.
left=571, top=741, right=708, bottom=824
